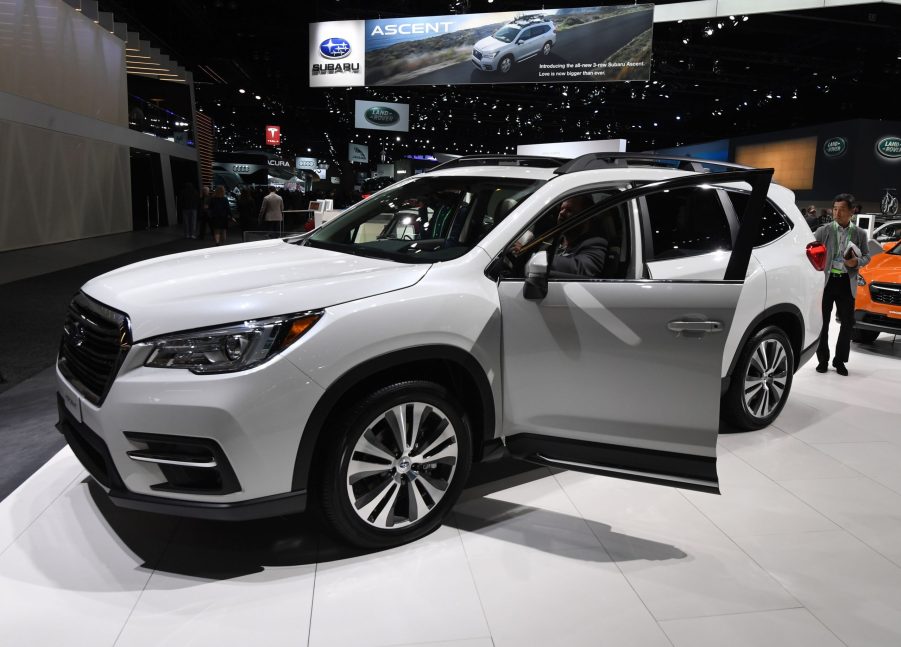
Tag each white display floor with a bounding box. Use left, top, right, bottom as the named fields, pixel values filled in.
left=2, top=331, right=900, bottom=647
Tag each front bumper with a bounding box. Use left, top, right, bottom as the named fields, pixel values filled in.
left=471, top=56, right=495, bottom=71
left=56, top=395, right=308, bottom=520
left=55, top=343, right=325, bottom=511
left=854, top=309, right=901, bottom=335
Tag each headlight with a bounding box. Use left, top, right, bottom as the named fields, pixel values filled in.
left=144, top=311, right=323, bottom=374
left=482, top=50, right=497, bottom=59
left=857, top=275, right=866, bottom=286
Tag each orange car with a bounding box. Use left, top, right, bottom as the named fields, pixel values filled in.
left=853, top=241, right=901, bottom=342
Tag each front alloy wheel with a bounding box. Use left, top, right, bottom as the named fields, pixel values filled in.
left=321, top=381, right=472, bottom=549
left=722, top=326, right=794, bottom=431
left=499, top=55, right=513, bottom=74
left=542, top=42, right=552, bottom=56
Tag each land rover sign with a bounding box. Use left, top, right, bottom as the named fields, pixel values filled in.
left=354, top=99, right=409, bottom=132
left=823, top=137, right=847, bottom=158
left=876, top=136, right=901, bottom=159
left=365, top=106, right=400, bottom=126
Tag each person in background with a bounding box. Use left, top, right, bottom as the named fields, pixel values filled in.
left=237, top=189, right=256, bottom=234
left=804, top=205, right=819, bottom=231
left=198, top=186, right=211, bottom=240
left=813, top=193, right=871, bottom=376
left=259, top=185, right=285, bottom=234
left=178, top=182, right=199, bottom=239
left=208, top=185, right=231, bottom=245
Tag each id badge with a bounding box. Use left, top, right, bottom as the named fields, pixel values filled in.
left=831, top=258, right=845, bottom=272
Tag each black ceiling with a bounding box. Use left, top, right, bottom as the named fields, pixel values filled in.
left=100, top=0, right=901, bottom=164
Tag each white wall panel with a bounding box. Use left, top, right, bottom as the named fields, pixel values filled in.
left=0, top=119, right=131, bottom=251
left=0, top=0, right=127, bottom=125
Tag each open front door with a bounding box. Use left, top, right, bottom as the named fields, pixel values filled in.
left=498, top=169, right=772, bottom=493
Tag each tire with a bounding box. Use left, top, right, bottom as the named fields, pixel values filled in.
left=499, top=55, right=513, bottom=74
left=320, top=380, right=472, bottom=549
left=851, top=328, right=879, bottom=343
left=542, top=41, right=552, bottom=56
left=722, top=326, right=794, bottom=431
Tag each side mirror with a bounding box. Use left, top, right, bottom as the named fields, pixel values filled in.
left=867, top=239, right=886, bottom=256
left=517, top=40, right=525, bottom=45
left=523, top=251, right=549, bottom=300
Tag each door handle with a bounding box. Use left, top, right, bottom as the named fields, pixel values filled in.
left=667, top=320, right=724, bottom=334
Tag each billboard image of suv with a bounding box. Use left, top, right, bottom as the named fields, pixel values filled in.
left=471, top=15, right=556, bottom=74
left=310, top=5, right=653, bottom=88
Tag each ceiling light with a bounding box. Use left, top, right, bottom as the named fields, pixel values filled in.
left=239, top=88, right=245, bottom=94
left=255, top=95, right=261, bottom=100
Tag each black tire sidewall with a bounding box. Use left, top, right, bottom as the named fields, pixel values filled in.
left=724, top=326, right=794, bottom=431
left=852, top=328, right=879, bottom=343
left=320, top=380, right=472, bottom=549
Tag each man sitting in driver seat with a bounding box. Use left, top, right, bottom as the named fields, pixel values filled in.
left=551, top=195, right=608, bottom=277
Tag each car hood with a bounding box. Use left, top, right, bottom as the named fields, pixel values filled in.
left=474, top=36, right=506, bottom=53
left=81, top=240, right=430, bottom=340
left=861, top=251, right=901, bottom=284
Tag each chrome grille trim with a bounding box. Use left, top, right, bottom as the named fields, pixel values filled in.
left=871, top=282, right=901, bottom=306
left=58, top=292, right=132, bottom=406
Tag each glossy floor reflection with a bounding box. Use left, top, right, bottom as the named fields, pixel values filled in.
left=1, top=330, right=899, bottom=647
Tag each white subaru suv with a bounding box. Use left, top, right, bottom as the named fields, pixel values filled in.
left=471, top=15, right=556, bottom=74
left=56, top=154, right=825, bottom=549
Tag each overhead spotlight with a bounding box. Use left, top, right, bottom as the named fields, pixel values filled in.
left=742, top=15, right=749, bottom=21
left=238, top=88, right=245, bottom=94
left=255, top=95, right=261, bottom=100
left=705, top=28, right=714, bottom=36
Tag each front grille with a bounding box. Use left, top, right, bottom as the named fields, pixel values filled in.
left=58, top=293, right=131, bottom=406
left=870, top=282, right=901, bottom=306
left=473, top=49, right=482, bottom=60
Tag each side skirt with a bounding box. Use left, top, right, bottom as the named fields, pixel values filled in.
left=506, top=434, right=720, bottom=495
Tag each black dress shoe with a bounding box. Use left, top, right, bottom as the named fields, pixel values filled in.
left=816, top=362, right=828, bottom=373
left=832, top=361, right=848, bottom=376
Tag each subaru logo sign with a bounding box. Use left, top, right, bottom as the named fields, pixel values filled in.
left=876, top=136, right=901, bottom=159
left=823, top=137, right=847, bottom=158
left=319, top=38, right=351, bottom=60
left=364, top=106, right=400, bottom=126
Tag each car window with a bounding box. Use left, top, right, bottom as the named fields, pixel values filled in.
left=538, top=25, right=551, bottom=35
left=727, top=191, right=792, bottom=246
left=643, top=186, right=732, bottom=261
left=506, top=187, right=631, bottom=280
left=494, top=26, right=519, bottom=43
left=305, top=175, right=544, bottom=264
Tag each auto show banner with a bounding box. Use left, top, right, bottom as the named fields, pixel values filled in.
left=354, top=100, right=410, bottom=132
left=309, top=5, right=653, bottom=88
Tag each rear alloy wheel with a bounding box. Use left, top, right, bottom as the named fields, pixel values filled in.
left=722, top=326, right=794, bottom=431
left=320, top=381, right=472, bottom=549
left=499, top=55, right=513, bottom=74
left=851, top=328, right=879, bottom=343
left=542, top=42, right=552, bottom=56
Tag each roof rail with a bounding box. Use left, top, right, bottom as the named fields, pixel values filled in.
left=554, top=153, right=752, bottom=175
left=428, top=155, right=567, bottom=173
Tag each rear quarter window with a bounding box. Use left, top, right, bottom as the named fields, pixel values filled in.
left=727, top=191, right=793, bottom=246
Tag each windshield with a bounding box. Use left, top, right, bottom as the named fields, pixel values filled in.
left=493, top=26, right=520, bottom=43
left=304, top=175, right=544, bottom=263
left=889, top=241, right=901, bottom=256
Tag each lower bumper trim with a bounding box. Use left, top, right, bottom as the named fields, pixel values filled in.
left=106, top=487, right=308, bottom=521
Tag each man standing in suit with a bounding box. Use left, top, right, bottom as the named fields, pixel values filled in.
left=814, top=193, right=871, bottom=376
left=259, top=186, right=284, bottom=234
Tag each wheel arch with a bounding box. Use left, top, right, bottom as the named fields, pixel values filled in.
left=725, top=304, right=804, bottom=381
left=291, top=345, right=496, bottom=492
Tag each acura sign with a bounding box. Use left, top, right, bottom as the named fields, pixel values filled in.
left=354, top=100, right=410, bottom=132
